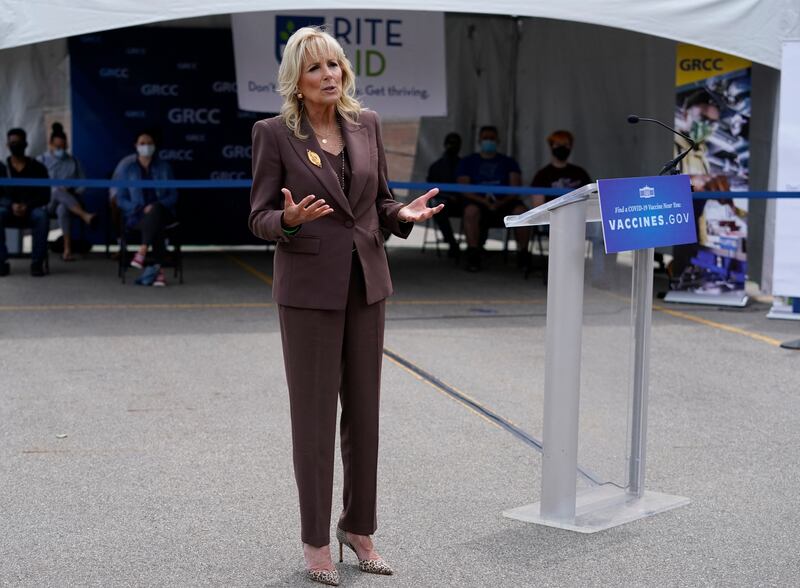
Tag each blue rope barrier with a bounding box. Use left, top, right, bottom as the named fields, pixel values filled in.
left=0, top=177, right=798, bottom=199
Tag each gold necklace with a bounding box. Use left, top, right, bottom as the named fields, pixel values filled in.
left=310, top=119, right=339, bottom=145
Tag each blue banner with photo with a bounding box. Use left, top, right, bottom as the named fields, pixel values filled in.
left=670, top=44, right=750, bottom=297
left=69, top=27, right=265, bottom=244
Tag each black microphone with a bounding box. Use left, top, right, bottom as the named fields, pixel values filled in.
left=627, top=114, right=696, bottom=175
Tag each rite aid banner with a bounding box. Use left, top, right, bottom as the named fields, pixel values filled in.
left=232, top=11, right=447, bottom=117
left=669, top=44, right=751, bottom=300
left=598, top=175, right=696, bottom=254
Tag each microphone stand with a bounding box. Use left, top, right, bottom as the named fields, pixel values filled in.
left=627, top=115, right=696, bottom=176
left=657, top=144, right=694, bottom=176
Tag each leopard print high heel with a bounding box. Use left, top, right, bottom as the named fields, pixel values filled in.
left=336, top=526, right=394, bottom=576
left=306, top=568, right=339, bottom=586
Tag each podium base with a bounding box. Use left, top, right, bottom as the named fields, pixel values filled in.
left=663, top=290, right=748, bottom=307
left=502, top=486, right=690, bottom=534
left=767, top=308, right=800, bottom=321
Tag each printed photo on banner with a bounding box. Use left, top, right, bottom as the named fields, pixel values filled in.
left=669, top=44, right=751, bottom=300
left=232, top=11, right=447, bottom=117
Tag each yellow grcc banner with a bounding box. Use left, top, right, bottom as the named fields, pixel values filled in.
left=676, top=44, right=751, bottom=86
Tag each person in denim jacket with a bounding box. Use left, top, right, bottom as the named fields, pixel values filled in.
left=110, top=130, right=177, bottom=286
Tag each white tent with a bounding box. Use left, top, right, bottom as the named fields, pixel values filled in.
left=3, top=0, right=799, bottom=68
left=2, top=1, right=798, bottom=281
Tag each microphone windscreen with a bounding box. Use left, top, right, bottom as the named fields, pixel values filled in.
left=627, top=115, right=639, bottom=124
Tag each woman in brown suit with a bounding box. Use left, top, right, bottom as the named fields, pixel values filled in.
left=248, top=27, right=442, bottom=586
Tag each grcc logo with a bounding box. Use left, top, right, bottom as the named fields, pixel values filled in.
left=678, top=58, right=724, bottom=72
left=159, top=149, right=194, bottom=161
left=211, top=171, right=248, bottom=179
left=99, top=67, right=129, bottom=79
left=212, top=81, right=237, bottom=93
left=167, top=108, right=221, bottom=124
left=222, top=145, right=252, bottom=159
left=141, top=84, right=179, bottom=96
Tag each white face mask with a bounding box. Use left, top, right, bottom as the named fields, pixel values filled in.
left=137, top=144, right=156, bottom=158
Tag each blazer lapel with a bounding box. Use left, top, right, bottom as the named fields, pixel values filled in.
left=341, top=117, right=369, bottom=210
left=286, top=118, right=353, bottom=218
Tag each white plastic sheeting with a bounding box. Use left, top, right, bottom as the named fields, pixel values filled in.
left=2, top=0, right=799, bottom=68
left=772, top=41, right=800, bottom=298
left=412, top=16, right=678, bottom=186
left=0, top=40, right=69, bottom=157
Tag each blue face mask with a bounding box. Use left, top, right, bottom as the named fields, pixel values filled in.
left=53, top=148, right=66, bottom=160
left=480, top=139, right=497, bottom=154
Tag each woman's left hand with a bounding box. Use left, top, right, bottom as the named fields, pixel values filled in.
left=397, top=188, right=444, bottom=223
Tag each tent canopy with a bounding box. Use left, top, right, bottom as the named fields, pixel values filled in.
left=3, top=0, right=800, bottom=68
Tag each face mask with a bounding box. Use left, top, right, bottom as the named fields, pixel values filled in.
left=445, top=143, right=460, bottom=156
left=9, top=142, right=26, bottom=158
left=689, top=120, right=716, bottom=144
left=137, top=144, right=156, bottom=157
left=551, top=146, right=571, bottom=162
left=53, top=148, right=66, bottom=159
left=479, top=140, right=497, bottom=154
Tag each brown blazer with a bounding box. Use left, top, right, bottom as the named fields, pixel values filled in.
left=248, top=110, right=412, bottom=310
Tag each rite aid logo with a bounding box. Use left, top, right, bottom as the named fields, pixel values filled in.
left=639, top=185, right=655, bottom=199
left=275, top=16, right=325, bottom=63
left=141, top=84, right=179, bottom=97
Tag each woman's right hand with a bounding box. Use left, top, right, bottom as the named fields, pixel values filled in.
left=281, top=188, right=334, bottom=228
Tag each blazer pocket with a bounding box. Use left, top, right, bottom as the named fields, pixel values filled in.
left=280, top=235, right=321, bottom=255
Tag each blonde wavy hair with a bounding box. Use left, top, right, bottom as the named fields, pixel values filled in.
left=278, top=26, right=362, bottom=139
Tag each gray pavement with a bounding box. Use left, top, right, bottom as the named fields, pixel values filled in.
left=1, top=246, right=798, bottom=587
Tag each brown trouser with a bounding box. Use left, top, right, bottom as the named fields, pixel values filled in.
left=278, top=254, right=385, bottom=547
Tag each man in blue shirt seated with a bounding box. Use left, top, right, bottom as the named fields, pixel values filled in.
left=110, top=129, right=177, bottom=287
left=456, top=126, right=528, bottom=272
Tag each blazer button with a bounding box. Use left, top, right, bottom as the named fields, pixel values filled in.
left=344, top=220, right=354, bottom=228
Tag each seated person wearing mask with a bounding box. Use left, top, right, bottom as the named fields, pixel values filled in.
left=37, top=122, right=96, bottom=261
left=530, top=130, right=591, bottom=207
left=110, top=130, right=177, bottom=287
left=426, top=132, right=462, bottom=258
left=456, top=126, right=528, bottom=272
left=531, top=130, right=613, bottom=286
left=0, top=128, right=51, bottom=277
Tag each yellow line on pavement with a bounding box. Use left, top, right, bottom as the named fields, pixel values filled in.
left=0, top=302, right=273, bottom=312
left=655, top=306, right=782, bottom=347
left=226, top=256, right=545, bottom=307
left=228, top=254, right=273, bottom=286
left=388, top=298, right=544, bottom=306
left=599, top=289, right=782, bottom=347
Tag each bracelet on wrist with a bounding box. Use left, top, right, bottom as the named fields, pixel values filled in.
left=280, top=213, right=301, bottom=235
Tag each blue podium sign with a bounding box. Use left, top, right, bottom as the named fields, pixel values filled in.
left=597, top=175, right=697, bottom=254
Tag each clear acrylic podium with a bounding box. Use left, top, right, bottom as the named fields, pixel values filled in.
left=502, top=183, right=689, bottom=533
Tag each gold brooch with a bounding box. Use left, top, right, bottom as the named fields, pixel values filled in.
left=307, top=149, right=322, bottom=168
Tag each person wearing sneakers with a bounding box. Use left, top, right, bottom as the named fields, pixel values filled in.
left=249, top=26, right=443, bottom=586
left=0, top=128, right=51, bottom=277
left=111, top=130, right=177, bottom=287
left=37, top=122, right=96, bottom=261
left=456, top=125, right=528, bottom=272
